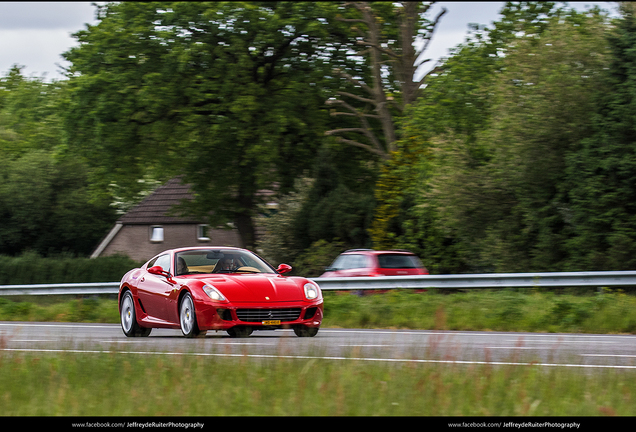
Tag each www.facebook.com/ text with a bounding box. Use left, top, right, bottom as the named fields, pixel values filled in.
left=71, top=422, right=205, bottom=429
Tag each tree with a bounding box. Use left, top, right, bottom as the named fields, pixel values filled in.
left=371, top=2, right=612, bottom=273
left=366, top=2, right=541, bottom=270
left=293, top=146, right=376, bottom=250
left=0, top=67, right=117, bottom=256
left=259, top=146, right=376, bottom=267
left=565, top=3, right=636, bottom=270
left=62, top=1, right=356, bottom=248
left=0, top=151, right=117, bottom=256
left=324, top=1, right=446, bottom=160
left=428, top=8, right=610, bottom=272
left=0, top=65, right=64, bottom=157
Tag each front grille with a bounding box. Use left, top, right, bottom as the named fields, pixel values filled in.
left=236, top=308, right=301, bottom=322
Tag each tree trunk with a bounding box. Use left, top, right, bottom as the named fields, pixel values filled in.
left=325, top=1, right=446, bottom=159
left=235, top=211, right=256, bottom=250
left=234, top=186, right=256, bottom=250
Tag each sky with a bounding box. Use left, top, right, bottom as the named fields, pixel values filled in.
left=0, top=1, right=620, bottom=83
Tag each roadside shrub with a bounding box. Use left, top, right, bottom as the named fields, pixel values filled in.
left=0, top=253, right=142, bottom=284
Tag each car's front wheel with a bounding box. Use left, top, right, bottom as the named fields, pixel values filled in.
left=180, top=292, right=205, bottom=338
left=120, top=291, right=151, bottom=337
left=293, top=326, right=319, bottom=337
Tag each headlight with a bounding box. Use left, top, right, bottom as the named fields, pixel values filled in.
left=203, top=284, right=226, bottom=301
left=304, top=283, right=319, bottom=300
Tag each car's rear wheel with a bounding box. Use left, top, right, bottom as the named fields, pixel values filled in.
left=180, top=292, right=205, bottom=338
left=293, top=326, right=319, bottom=337
left=120, top=291, right=151, bottom=337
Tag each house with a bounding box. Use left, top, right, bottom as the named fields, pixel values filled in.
left=91, top=177, right=242, bottom=262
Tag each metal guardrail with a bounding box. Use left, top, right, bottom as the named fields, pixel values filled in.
left=0, top=282, right=120, bottom=296
left=2, top=271, right=636, bottom=296
left=311, top=271, right=636, bottom=290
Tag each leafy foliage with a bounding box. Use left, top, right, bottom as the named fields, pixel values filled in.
left=260, top=147, right=375, bottom=273
left=434, top=8, right=610, bottom=272
left=0, top=252, right=140, bottom=285
left=372, top=3, right=617, bottom=273
left=564, top=3, right=636, bottom=270
left=62, top=1, right=355, bottom=248
left=5, top=1, right=636, bottom=276
left=0, top=68, right=116, bottom=257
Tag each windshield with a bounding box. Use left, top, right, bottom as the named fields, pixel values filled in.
left=175, top=249, right=276, bottom=275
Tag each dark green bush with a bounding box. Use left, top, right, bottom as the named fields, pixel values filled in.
left=0, top=252, right=142, bottom=285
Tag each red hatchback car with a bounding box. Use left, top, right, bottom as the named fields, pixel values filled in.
left=319, top=249, right=428, bottom=278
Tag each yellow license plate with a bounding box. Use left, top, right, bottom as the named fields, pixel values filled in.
left=262, top=320, right=281, bottom=325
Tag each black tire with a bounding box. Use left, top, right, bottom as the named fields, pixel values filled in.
left=179, top=292, right=205, bottom=338
left=227, top=326, right=253, bottom=338
left=293, top=326, right=319, bottom=337
left=120, top=291, right=151, bottom=337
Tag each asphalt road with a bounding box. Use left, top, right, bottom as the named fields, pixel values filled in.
left=1, top=322, right=636, bottom=370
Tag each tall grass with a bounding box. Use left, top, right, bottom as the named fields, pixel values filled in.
left=0, top=349, right=634, bottom=416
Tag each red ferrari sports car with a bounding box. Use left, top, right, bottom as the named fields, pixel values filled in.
left=118, top=247, right=323, bottom=338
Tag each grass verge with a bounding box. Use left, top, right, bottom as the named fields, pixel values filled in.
left=0, top=349, right=634, bottom=416
left=325, top=288, right=636, bottom=334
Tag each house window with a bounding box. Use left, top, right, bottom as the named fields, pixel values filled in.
left=150, top=226, right=164, bottom=242
left=197, top=224, right=210, bottom=242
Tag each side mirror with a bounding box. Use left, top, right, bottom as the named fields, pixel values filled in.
left=324, top=267, right=337, bottom=272
left=148, top=266, right=172, bottom=278
left=276, top=264, right=292, bottom=274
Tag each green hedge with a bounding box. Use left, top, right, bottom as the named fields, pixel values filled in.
left=0, top=252, right=142, bottom=285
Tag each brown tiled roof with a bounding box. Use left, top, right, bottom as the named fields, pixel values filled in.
left=118, top=177, right=202, bottom=225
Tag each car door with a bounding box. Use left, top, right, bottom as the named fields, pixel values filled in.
left=137, top=253, right=176, bottom=323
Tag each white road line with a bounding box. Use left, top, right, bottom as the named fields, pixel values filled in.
left=3, top=347, right=636, bottom=370
left=0, top=323, right=116, bottom=329
left=486, top=346, right=636, bottom=353
left=506, top=339, right=623, bottom=344
left=216, top=343, right=276, bottom=346
left=2, top=323, right=635, bottom=339
left=486, top=347, right=538, bottom=350
left=97, top=340, right=150, bottom=343
left=321, top=329, right=636, bottom=339
left=339, top=344, right=389, bottom=347
left=580, top=354, right=636, bottom=358
left=97, top=340, right=275, bottom=346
